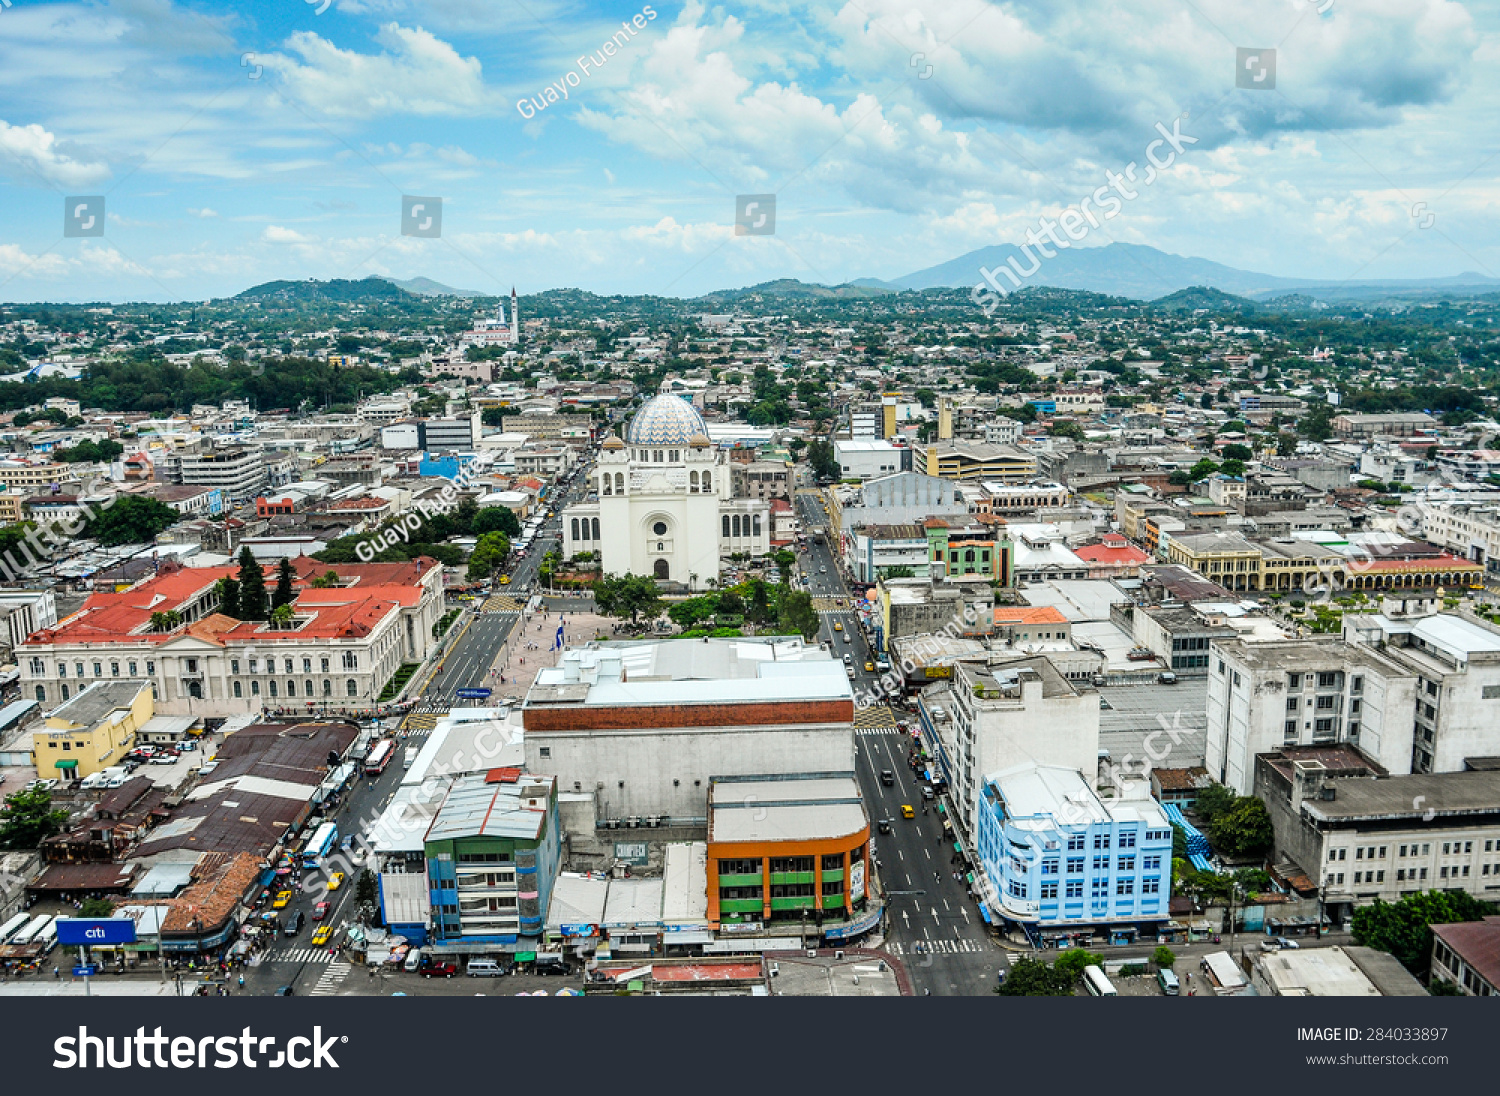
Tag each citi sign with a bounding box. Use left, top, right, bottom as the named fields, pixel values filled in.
left=55, top=919, right=137, bottom=946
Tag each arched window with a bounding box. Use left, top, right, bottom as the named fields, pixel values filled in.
left=752, top=514, right=761, bottom=536
left=591, top=518, right=600, bottom=540
left=615, top=472, right=624, bottom=493
left=323, top=679, right=332, bottom=696
left=233, top=681, right=242, bottom=698
left=251, top=681, right=261, bottom=696
left=702, top=472, right=711, bottom=492
left=269, top=680, right=278, bottom=698
left=188, top=681, right=202, bottom=699
left=732, top=515, right=741, bottom=537
left=723, top=515, right=731, bottom=537
left=305, top=680, right=314, bottom=697
left=60, top=684, right=69, bottom=701
left=690, top=471, right=699, bottom=491
left=571, top=518, right=580, bottom=540
left=287, top=680, right=297, bottom=697
left=34, top=685, right=44, bottom=703
left=602, top=475, right=612, bottom=496
left=346, top=679, right=358, bottom=697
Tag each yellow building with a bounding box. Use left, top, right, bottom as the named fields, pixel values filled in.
left=31, top=680, right=154, bottom=782
left=1163, top=532, right=1264, bottom=592
left=913, top=441, right=1036, bottom=483
left=0, top=489, right=25, bottom=524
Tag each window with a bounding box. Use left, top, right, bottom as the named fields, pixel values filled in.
left=1065, top=880, right=1083, bottom=898
left=1315, top=718, right=1334, bottom=733
left=1288, top=673, right=1301, bottom=689
left=342, top=652, right=358, bottom=670
left=1093, top=833, right=1110, bottom=850
left=1067, top=834, right=1085, bottom=851
left=1118, top=856, right=1135, bottom=872
left=1092, top=855, right=1109, bottom=872
left=347, top=679, right=358, bottom=697
left=128, top=661, right=137, bottom=676
left=702, top=472, right=711, bottom=491
left=324, top=679, right=332, bottom=696
left=28, top=657, right=42, bottom=675
left=59, top=685, right=68, bottom=700
left=75, top=662, right=84, bottom=678
left=1040, top=882, right=1058, bottom=900
left=305, top=679, right=313, bottom=696
left=1066, top=857, right=1084, bottom=873
left=1316, top=694, right=1335, bottom=709
left=1284, top=721, right=1298, bottom=740
left=109, top=662, right=119, bottom=677
left=321, top=657, right=330, bottom=673
left=653, top=521, right=668, bottom=536
left=1041, top=859, right=1058, bottom=875
left=93, top=662, right=102, bottom=677
left=284, top=658, right=294, bottom=675
left=251, top=681, right=260, bottom=695
left=1318, top=671, right=1337, bottom=688
left=286, top=680, right=296, bottom=697
left=1118, top=831, right=1136, bottom=848
left=269, top=680, right=278, bottom=698
left=248, top=658, right=259, bottom=673
left=1143, top=855, right=1161, bottom=871
left=1116, top=878, right=1134, bottom=895
left=1287, top=698, right=1299, bottom=712
left=1352, top=675, right=1363, bottom=694
left=34, top=685, right=44, bottom=703
left=233, top=681, right=242, bottom=698
left=1142, top=877, right=1160, bottom=895
left=723, top=516, right=730, bottom=537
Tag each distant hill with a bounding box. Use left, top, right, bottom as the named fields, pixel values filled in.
left=376, top=276, right=486, bottom=298
left=1149, top=286, right=1261, bottom=313
left=697, top=278, right=894, bottom=302
left=234, top=277, right=412, bottom=302
left=864, top=241, right=1500, bottom=303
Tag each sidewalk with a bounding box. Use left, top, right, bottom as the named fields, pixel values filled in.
left=479, top=607, right=623, bottom=700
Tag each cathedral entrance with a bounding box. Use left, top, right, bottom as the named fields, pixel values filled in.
left=653, top=558, right=670, bottom=580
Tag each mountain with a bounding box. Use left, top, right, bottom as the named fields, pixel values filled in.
left=1149, top=286, right=1261, bottom=313
left=696, top=278, right=894, bottom=302
left=869, top=242, right=1500, bottom=302
left=376, top=276, right=486, bottom=298
left=234, top=276, right=413, bottom=302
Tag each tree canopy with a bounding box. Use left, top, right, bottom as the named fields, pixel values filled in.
left=1352, top=891, right=1496, bottom=972
left=593, top=573, right=664, bottom=624
left=82, top=496, right=180, bottom=547
left=0, top=787, right=69, bottom=849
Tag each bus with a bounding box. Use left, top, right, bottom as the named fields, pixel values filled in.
left=302, top=821, right=340, bottom=867
left=1083, top=965, right=1118, bottom=997
left=10, top=914, right=52, bottom=948
left=36, top=918, right=57, bottom=955
left=364, top=738, right=396, bottom=776
left=0, top=911, right=30, bottom=943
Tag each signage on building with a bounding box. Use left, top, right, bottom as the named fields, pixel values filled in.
left=455, top=688, right=492, bottom=699
left=560, top=924, right=598, bottom=937
left=849, top=860, right=866, bottom=902
left=719, top=920, right=763, bottom=935
left=613, top=841, right=649, bottom=866
left=925, top=665, right=952, bottom=678
left=824, top=908, right=881, bottom=941
left=55, top=918, right=137, bottom=946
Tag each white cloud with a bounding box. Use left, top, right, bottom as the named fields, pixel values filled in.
left=0, top=120, right=111, bottom=188
left=263, top=225, right=317, bottom=244
left=187, top=207, right=219, bottom=218
left=264, top=23, right=496, bottom=119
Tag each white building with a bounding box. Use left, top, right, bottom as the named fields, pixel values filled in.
left=561, top=394, right=768, bottom=585
left=832, top=439, right=906, bottom=481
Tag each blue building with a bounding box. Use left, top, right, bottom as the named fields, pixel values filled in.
left=1029, top=399, right=1057, bottom=416
left=976, top=762, right=1173, bottom=946
left=418, top=451, right=477, bottom=481
left=423, top=771, right=561, bottom=950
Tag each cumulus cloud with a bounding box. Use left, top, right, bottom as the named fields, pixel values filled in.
left=0, top=120, right=111, bottom=188
left=263, top=225, right=317, bottom=244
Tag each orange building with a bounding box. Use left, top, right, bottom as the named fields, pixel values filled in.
left=706, top=773, right=872, bottom=933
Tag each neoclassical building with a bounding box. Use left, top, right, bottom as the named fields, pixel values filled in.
left=562, top=394, right=769, bottom=586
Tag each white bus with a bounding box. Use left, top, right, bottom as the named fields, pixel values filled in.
left=36, top=918, right=57, bottom=954
left=9, top=914, right=52, bottom=947
left=1083, top=964, right=1118, bottom=997
left=0, top=911, right=30, bottom=943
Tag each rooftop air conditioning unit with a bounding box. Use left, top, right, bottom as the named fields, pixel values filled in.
left=626, top=816, right=640, bottom=828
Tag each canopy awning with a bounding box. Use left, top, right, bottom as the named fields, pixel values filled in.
left=55, top=759, right=77, bottom=769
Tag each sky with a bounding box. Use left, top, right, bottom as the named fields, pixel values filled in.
left=0, top=0, right=1497, bottom=303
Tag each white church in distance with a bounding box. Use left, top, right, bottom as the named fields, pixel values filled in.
left=561, top=393, right=770, bottom=587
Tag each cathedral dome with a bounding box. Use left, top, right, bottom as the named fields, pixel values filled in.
left=626, top=393, right=709, bottom=447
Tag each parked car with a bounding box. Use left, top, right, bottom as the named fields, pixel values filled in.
left=420, top=961, right=459, bottom=978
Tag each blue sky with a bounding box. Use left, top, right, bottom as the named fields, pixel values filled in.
left=0, top=0, right=1496, bottom=302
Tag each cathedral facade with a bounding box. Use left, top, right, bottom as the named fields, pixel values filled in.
left=561, top=393, right=770, bottom=586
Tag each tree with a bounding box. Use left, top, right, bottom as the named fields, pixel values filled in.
left=1277, top=432, right=1299, bottom=456
left=0, top=786, right=69, bottom=849
left=1199, top=391, right=1213, bottom=410
left=269, top=603, right=295, bottom=630
left=82, top=495, right=180, bottom=547
left=593, top=573, right=663, bottom=624
left=777, top=590, right=819, bottom=641
left=467, top=531, right=511, bottom=580
left=309, top=570, right=340, bottom=589
left=1208, top=796, right=1274, bottom=859
left=472, top=506, right=521, bottom=537
left=148, top=609, right=182, bottom=633
left=1152, top=945, right=1177, bottom=969
left=1221, top=443, right=1253, bottom=462
left=80, top=897, right=115, bottom=917
left=1219, top=459, right=1246, bottom=478
left=1352, top=890, right=1496, bottom=972
left=806, top=438, right=840, bottom=480
left=1429, top=977, right=1463, bottom=995
left=216, top=577, right=241, bottom=618
left=1299, top=400, right=1335, bottom=442
left=1053, top=948, right=1104, bottom=982
left=996, top=957, right=1074, bottom=996
left=914, top=388, right=937, bottom=409
left=668, top=595, right=719, bottom=630
left=237, top=546, right=268, bottom=621
left=883, top=565, right=915, bottom=579
left=1194, top=783, right=1238, bottom=824
left=1048, top=420, right=1085, bottom=441
left=272, top=556, right=297, bottom=610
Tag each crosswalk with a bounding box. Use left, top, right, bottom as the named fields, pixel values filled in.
left=885, top=938, right=988, bottom=956
left=854, top=705, right=899, bottom=729
left=401, top=711, right=443, bottom=733
left=310, top=961, right=353, bottom=996
left=483, top=597, right=524, bottom=613
left=855, top=726, right=902, bottom=737
left=265, top=948, right=333, bottom=964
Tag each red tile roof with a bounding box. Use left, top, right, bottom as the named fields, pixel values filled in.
left=994, top=606, right=1069, bottom=626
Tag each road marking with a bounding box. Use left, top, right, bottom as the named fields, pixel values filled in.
left=961, top=907, right=970, bottom=923
left=943, top=897, right=950, bottom=911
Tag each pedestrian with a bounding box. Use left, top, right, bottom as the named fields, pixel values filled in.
left=238, top=974, right=245, bottom=988
left=53, top=966, right=59, bottom=980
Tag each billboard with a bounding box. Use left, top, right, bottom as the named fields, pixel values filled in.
left=55, top=918, right=137, bottom=946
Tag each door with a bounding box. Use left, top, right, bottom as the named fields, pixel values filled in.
left=653, top=558, right=670, bottom=580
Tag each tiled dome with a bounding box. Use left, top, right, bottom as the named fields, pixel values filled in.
left=626, top=393, right=709, bottom=446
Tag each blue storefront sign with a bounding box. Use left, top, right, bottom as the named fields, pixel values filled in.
left=73, top=965, right=99, bottom=977
left=55, top=918, right=137, bottom=946
left=456, top=688, right=492, bottom=699
left=823, top=908, right=882, bottom=941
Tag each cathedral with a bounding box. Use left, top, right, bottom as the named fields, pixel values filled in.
left=561, top=393, right=770, bottom=586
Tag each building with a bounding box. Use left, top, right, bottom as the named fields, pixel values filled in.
left=30, top=680, right=153, bottom=782
left=423, top=771, right=561, bottom=949
left=513, top=445, right=575, bottom=479
left=919, top=655, right=1100, bottom=843
left=421, top=410, right=482, bottom=451
left=502, top=411, right=593, bottom=443
left=846, top=523, right=930, bottom=583
left=992, top=606, right=1072, bottom=648
left=1435, top=449, right=1500, bottom=482
left=460, top=290, right=520, bottom=346
left=731, top=460, right=792, bottom=502
left=1254, top=751, right=1500, bottom=922
left=562, top=394, right=769, bottom=584
left=975, top=762, right=1173, bottom=943
left=974, top=481, right=1071, bottom=515
left=1008, top=526, right=1086, bottom=585
left=1250, top=945, right=1426, bottom=997
left=1430, top=916, right=1500, bottom=996
left=521, top=640, right=854, bottom=839
left=20, top=557, right=444, bottom=717
left=829, top=472, right=970, bottom=545
left=1074, top=534, right=1151, bottom=580
left=1206, top=638, right=1419, bottom=794
left=913, top=440, right=1037, bottom=483
left=177, top=448, right=268, bottom=500
left=1334, top=412, right=1438, bottom=439
left=0, top=462, right=73, bottom=493
left=831, top=439, right=906, bottom=481
left=0, top=589, right=56, bottom=659
left=706, top=773, right=874, bottom=936
left=1343, top=610, right=1500, bottom=775
left=877, top=576, right=994, bottom=651
left=1163, top=531, right=1264, bottom=592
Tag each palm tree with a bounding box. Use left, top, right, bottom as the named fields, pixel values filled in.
left=269, top=604, right=295, bottom=630
left=148, top=610, right=182, bottom=633
left=310, top=570, right=341, bottom=589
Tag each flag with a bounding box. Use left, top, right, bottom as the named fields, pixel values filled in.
left=553, top=622, right=564, bottom=651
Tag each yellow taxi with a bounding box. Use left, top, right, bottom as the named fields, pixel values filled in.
left=864, top=661, right=875, bottom=673
left=272, top=890, right=293, bottom=909
left=833, top=621, right=843, bottom=632
left=326, top=871, right=345, bottom=891
left=900, top=804, right=915, bottom=819
left=311, top=925, right=333, bottom=947
left=498, top=575, right=511, bottom=585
